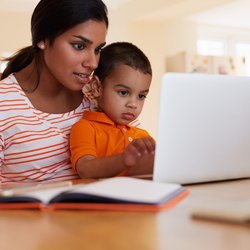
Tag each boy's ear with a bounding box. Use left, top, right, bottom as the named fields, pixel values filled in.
left=90, top=75, right=102, bottom=97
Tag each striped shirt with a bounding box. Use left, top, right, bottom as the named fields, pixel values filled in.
left=0, top=74, right=92, bottom=183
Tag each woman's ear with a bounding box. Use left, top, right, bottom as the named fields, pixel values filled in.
left=90, top=75, right=102, bottom=97
left=37, top=41, right=45, bottom=50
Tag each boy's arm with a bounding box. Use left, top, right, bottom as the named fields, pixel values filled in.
left=126, top=153, right=155, bottom=177
left=76, top=154, right=127, bottom=178
left=70, top=119, right=130, bottom=178
left=75, top=137, right=155, bottom=179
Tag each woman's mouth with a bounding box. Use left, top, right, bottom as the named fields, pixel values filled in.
left=74, top=73, right=91, bottom=85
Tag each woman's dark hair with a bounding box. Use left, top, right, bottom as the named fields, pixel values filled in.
left=94, top=42, right=152, bottom=82
left=1, top=0, right=108, bottom=80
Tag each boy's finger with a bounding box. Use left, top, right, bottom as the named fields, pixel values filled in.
left=139, top=137, right=155, bottom=154
left=132, top=138, right=154, bottom=154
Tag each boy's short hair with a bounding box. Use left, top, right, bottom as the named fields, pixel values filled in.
left=94, top=42, right=152, bottom=81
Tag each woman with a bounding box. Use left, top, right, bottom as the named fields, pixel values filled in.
left=0, top=0, right=108, bottom=183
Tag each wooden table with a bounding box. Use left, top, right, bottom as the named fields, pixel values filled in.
left=0, top=179, right=249, bottom=250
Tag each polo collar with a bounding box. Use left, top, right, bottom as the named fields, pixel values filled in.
left=83, top=111, right=132, bottom=130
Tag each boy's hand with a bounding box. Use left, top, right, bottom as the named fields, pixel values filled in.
left=123, top=137, right=155, bottom=167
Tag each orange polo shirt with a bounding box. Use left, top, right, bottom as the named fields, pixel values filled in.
left=70, top=111, right=151, bottom=171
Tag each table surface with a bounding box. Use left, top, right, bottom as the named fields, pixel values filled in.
left=0, top=178, right=249, bottom=250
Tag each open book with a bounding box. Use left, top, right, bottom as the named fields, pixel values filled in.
left=0, top=177, right=189, bottom=212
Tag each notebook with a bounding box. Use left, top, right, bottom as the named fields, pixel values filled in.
left=0, top=177, right=188, bottom=212
left=153, top=73, right=250, bottom=184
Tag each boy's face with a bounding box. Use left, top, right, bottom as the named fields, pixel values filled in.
left=97, top=64, right=152, bottom=125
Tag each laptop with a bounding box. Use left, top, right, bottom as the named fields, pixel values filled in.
left=153, top=73, right=250, bottom=184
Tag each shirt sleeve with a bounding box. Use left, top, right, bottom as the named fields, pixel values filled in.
left=70, top=119, right=97, bottom=171
left=0, top=134, right=4, bottom=170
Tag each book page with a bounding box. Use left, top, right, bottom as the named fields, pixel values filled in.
left=0, top=181, right=74, bottom=204
left=66, top=177, right=183, bottom=204
left=0, top=181, right=72, bottom=197
left=27, top=185, right=75, bottom=204
left=2, top=177, right=184, bottom=205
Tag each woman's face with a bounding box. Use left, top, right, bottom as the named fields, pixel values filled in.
left=42, top=20, right=107, bottom=91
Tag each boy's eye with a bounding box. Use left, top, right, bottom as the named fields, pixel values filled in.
left=138, top=94, right=146, bottom=100
left=72, top=43, right=86, bottom=50
left=118, top=90, right=128, bottom=96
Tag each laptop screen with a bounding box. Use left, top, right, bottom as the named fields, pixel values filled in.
left=153, top=73, right=250, bottom=184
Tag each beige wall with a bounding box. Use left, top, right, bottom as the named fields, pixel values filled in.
left=0, top=11, right=31, bottom=55
left=128, top=21, right=166, bottom=138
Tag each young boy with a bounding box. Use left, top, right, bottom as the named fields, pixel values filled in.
left=70, top=42, right=155, bottom=178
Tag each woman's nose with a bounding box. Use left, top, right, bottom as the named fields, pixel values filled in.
left=83, top=51, right=99, bottom=70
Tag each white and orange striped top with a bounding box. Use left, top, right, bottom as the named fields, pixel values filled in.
left=0, top=74, right=92, bottom=183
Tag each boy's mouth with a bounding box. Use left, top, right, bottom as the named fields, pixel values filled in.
left=122, top=112, right=135, bottom=121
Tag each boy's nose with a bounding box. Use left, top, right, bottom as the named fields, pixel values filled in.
left=127, top=99, right=137, bottom=109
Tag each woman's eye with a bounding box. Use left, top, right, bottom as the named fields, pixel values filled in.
left=72, top=43, right=86, bottom=50
left=118, top=90, right=128, bottom=96
left=95, top=47, right=102, bottom=54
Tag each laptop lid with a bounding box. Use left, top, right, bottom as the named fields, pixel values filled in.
left=153, top=73, right=250, bottom=184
